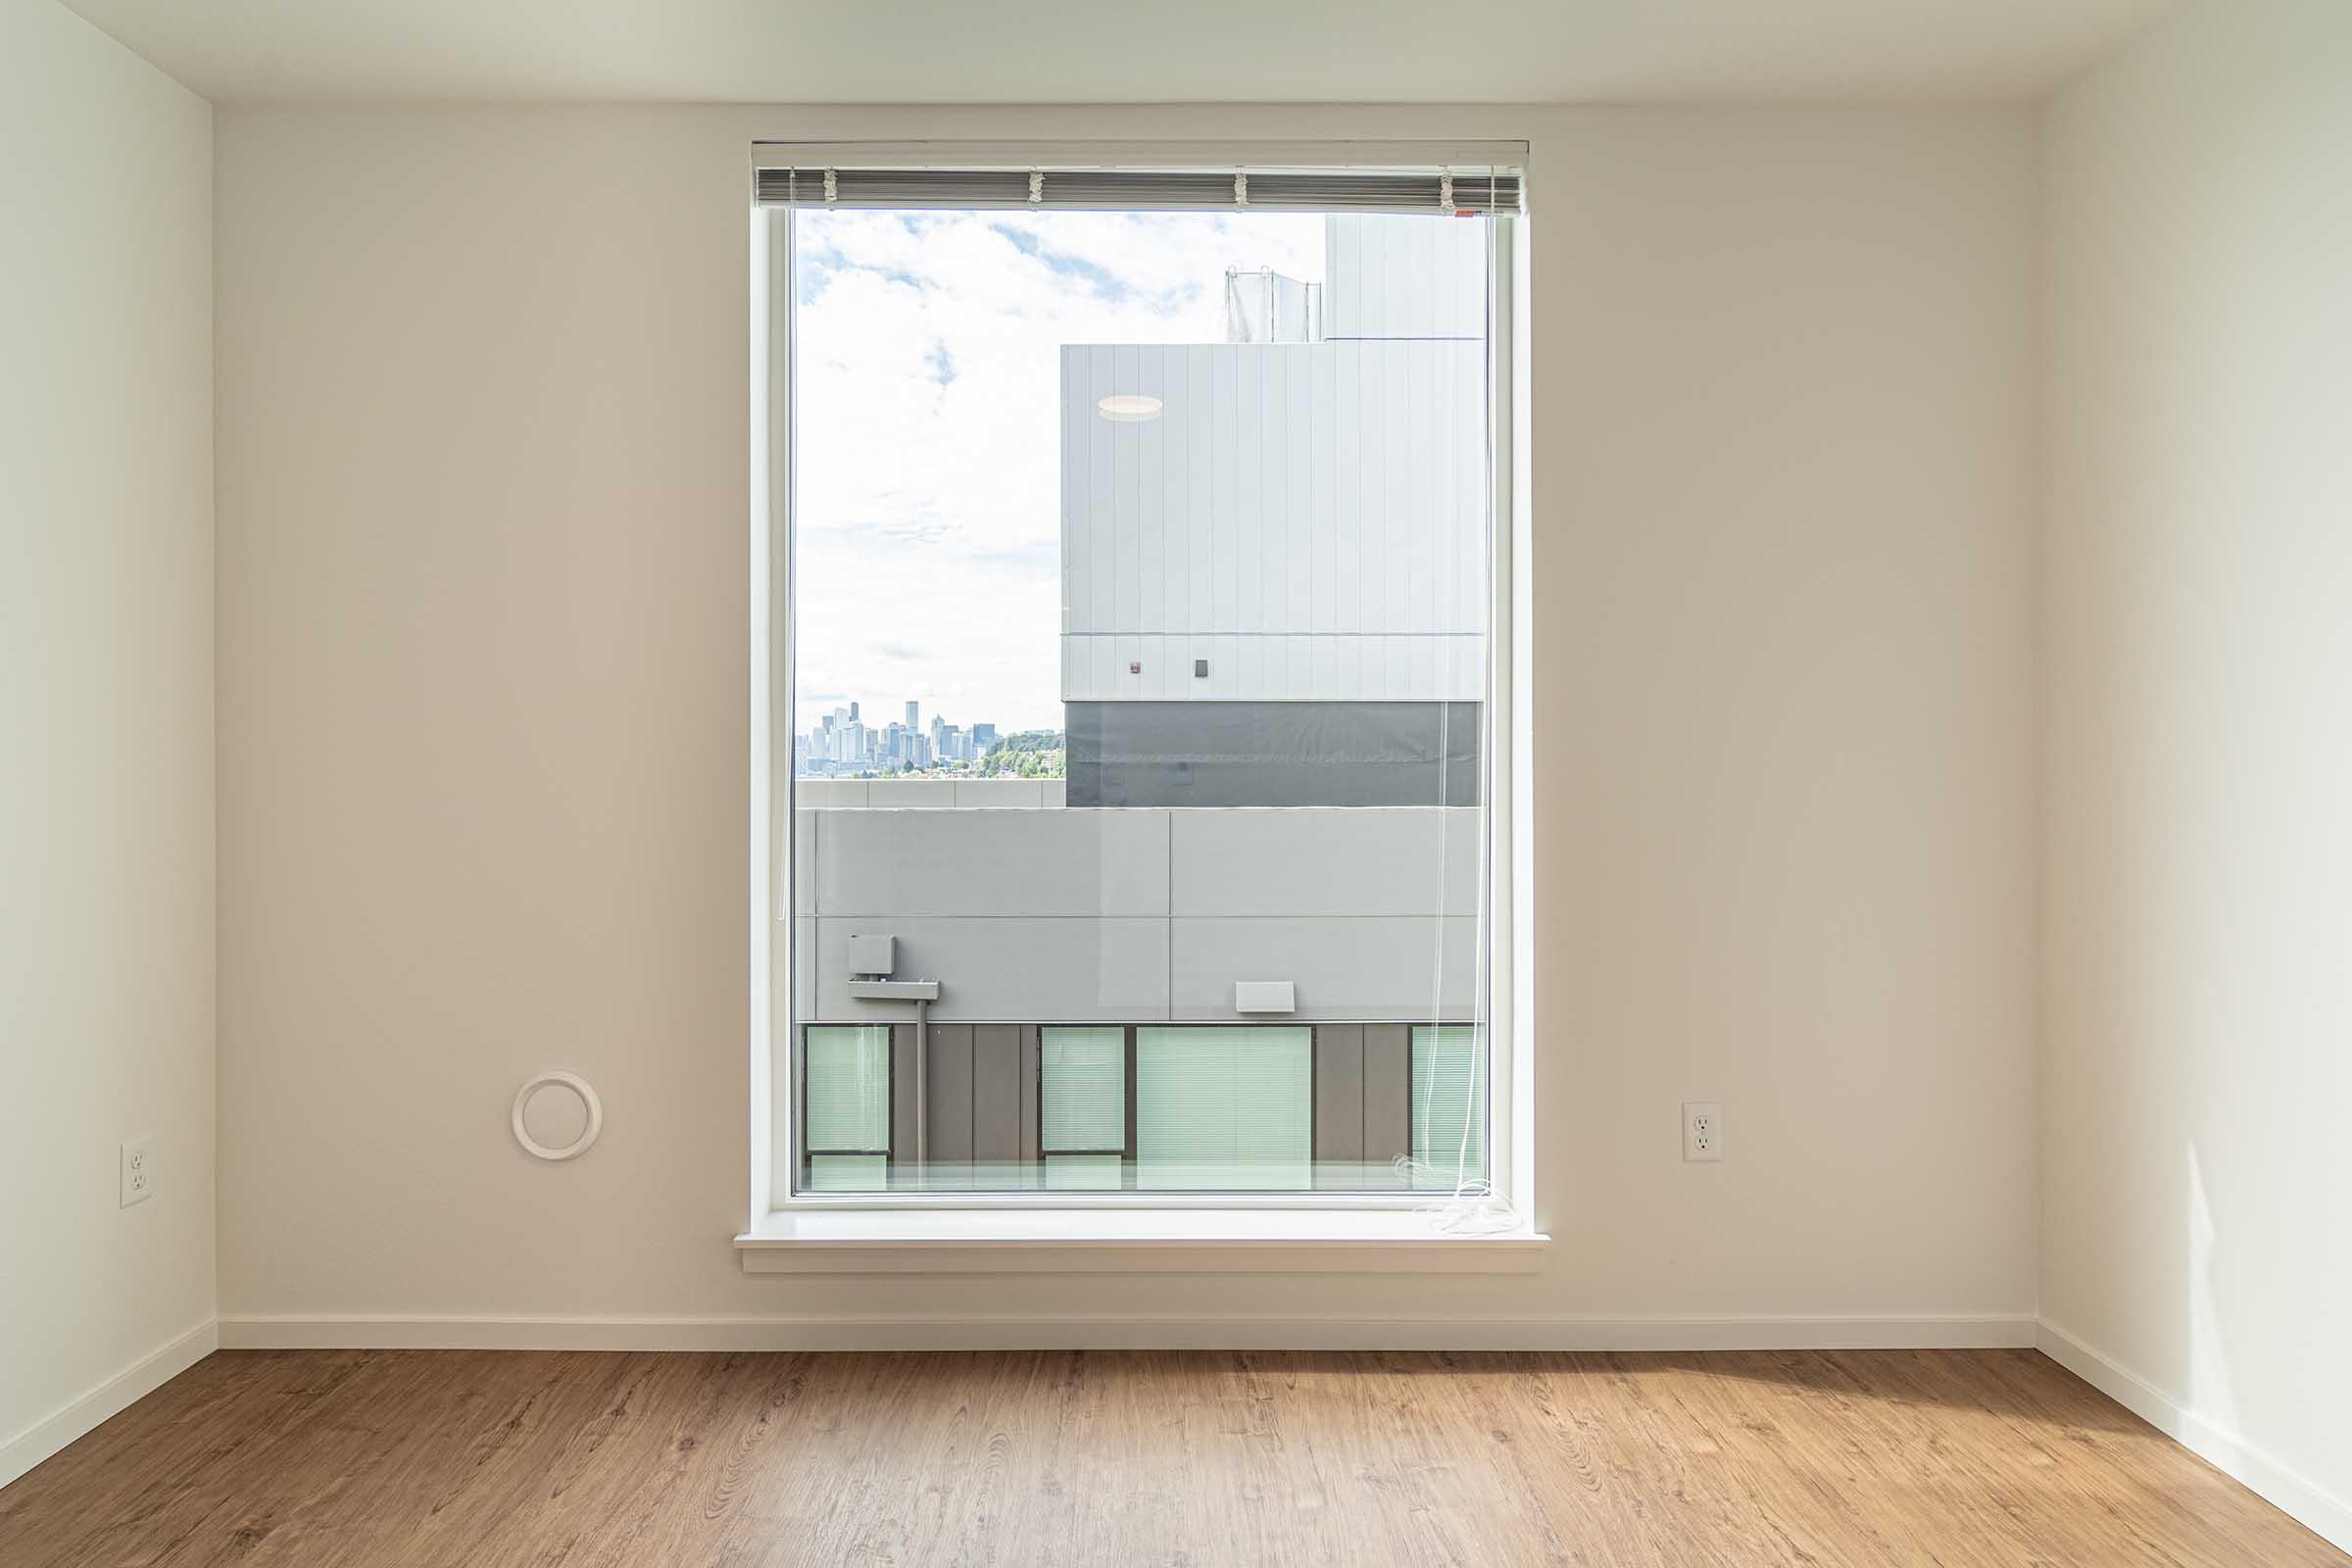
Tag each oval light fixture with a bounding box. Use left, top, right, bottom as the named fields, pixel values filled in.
left=1097, top=394, right=1163, bottom=423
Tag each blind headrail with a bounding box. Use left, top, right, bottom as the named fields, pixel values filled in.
left=752, top=164, right=1523, bottom=215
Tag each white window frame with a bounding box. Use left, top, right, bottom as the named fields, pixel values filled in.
left=745, top=139, right=1536, bottom=1251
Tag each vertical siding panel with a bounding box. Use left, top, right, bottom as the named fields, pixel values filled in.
left=1188, top=347, right=1213, bottom=641
left=1311, top=344, right=1338, bottom=638
left=1090, top=348, right=1116, bottom=644
left=1410, top=339, right=1438, bottom=638
left=1358, top=343, right=1386, bottom=675
left=1288, top=349, right=1313, bottom=636
left=1138, top=346, right=1164, bottom=634
left=1384, top=340, right=1410, bottom=642
left=927, top=1024, right=976, bottom=1187
left=1411, top=216, right=1438, bottom=339
left=1362, top=1023, right=1411, bottom=1170
left=1313, top=1024, right=1366, bottom=1190
left=1062, top=347, right=1087, bottom=639
left=1336, top=341, right=1362, bottom=689
left=1210, top=347, right=1238, bottom=634
left=972, top=1024, right=1023, bottom=1168
left=1430, top=331, right=1448, bottom=649
left=890, top=1023, right=918, bottom=1174
left=1114, top=343, right=1142, bottom=633
left=1236, top=344, right=1261, bottom=635
left=1019, top=1026, right=1042, bottom=1174
left=1162, top=345, right=1187, bottom=633
left=1260, top=347, right=1289, bottom=636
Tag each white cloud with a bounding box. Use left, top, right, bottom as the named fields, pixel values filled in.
left=792, top=209, right=1324, bottom=734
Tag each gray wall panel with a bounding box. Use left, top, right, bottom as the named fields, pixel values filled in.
left=1362, top=1023, right=1411, bottom=1168
left=971, top=1025, right=1024, bottom=1167
left=925, top=1024, right=974, bottom=1169
left=1018, top=1026, right=1042, bottom=1164
left=810, top=917, right=1171, bottom=1024
left=889, top=1024, right=917, bottom=1168
left=813, top=808, right=1169, bottom=916
left=1170, top=808, right=1479, bottom=916
left=1313, top=1024, right=1365, bottom=1190
left=1168, top=916, right=1478, bottom=1021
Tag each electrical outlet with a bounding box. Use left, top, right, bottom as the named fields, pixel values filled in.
left=1683, top=1102, right=1723, bottom=1162
left=120, top=1138, right=155, bottom=1207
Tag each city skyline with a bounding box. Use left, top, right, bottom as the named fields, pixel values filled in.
left=796, top=694, right=1058, bottom=778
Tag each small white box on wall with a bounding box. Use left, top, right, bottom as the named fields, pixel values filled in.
left=1234, top=980, right=1297, bottom=1014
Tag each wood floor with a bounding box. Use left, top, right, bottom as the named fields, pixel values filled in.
left=0, top=1348, right=2339, bottom=1567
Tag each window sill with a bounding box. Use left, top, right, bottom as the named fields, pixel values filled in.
left=735, top=1207, right=1548, bottom=1274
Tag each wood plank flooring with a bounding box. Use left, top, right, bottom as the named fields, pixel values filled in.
left=0, top=1348, right=2339, bottom=1567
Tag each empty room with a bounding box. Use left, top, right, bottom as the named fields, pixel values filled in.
left=4, top=0, right=2349, bottom=1561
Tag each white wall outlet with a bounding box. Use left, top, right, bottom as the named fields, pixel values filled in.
left=1683, top=1102, right=1723, bottom=1162
left=120, top=1137, right=155, bottom=1207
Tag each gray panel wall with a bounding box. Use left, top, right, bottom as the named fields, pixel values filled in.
left=797, top=806, right=1479, bottom=1025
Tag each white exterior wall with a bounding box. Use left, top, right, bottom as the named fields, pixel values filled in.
left=1060, top=338, right=1486, bottom=701
left=1323, top=214, right=1487, bottom=340
left=1060, top=215, right=1491, bottom=705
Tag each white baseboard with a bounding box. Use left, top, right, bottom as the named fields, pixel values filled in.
left=0, top=1320, right=218, bottom=1492
left=2036, top=1321, right=2352, bottom=1556
left=217, top=1312, right=2034, bottom=1353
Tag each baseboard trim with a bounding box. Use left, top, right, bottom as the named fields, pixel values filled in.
left=2036, top=1321, right=2352, bottom=1556
left=0, top=1320, right=218, bottom=1492
left=217, top=1313, right=2034, bottom=1353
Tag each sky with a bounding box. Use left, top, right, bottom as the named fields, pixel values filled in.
left=791, top=207, right=1325, bottom=737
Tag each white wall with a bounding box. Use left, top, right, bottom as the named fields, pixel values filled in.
left=2042, top=0, right=2352, bottom=1542
left=214, top=103, right=2038, bottom=1337
left=0, top=0, right=215, bottom=1482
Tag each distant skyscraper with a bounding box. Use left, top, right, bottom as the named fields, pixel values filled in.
left=906, top=700, right=919, bottom=731
left=972, top=723, right=998, bottom=753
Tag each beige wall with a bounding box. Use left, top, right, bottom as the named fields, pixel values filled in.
left=2042, top=0, right=2352, bottom=1538
left=0, top=0, right=215, bottom=1479
left=214, top=103, right=2039, bottom=1335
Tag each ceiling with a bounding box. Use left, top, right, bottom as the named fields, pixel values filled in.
left=66, top=0, right=2176, bottom=106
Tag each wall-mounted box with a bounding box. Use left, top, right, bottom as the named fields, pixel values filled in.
left=1235, top=980, right=1297, bottom=1014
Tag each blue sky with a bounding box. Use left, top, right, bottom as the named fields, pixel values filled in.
left=791, top=208, right=1324, bottom=735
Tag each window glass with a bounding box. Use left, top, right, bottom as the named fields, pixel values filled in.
left=1041, top=1027, right=1126, bottom=1152
left=1135, top=1026, right=1312, bottom=1191
left=1410, top=1025, right=1488, bottom=1193
left=782, top=195, right=1502, bottom=1200
left=1043, top=1154, right=1125, bottom=1191
left=808, top=1153, right=891, bottom=1192
left=805, top=1025, right=890, bottom=1152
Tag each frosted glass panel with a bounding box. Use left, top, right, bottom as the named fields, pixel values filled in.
left=808, top=1153, right=889, bottom=1192
left=1135, top=1026, right=1311, bottom=1190
left=1045, top=1154, right=1125, bottom=1190
left=805, top=1025, right=890, bottom=1152
left=1042, top=1026, right=1125, bottom=1152
left=1410, top=1025, right=1486, bottom=1192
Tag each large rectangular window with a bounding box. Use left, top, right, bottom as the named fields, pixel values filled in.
left=766, top=150, right=1518, bottom=1204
